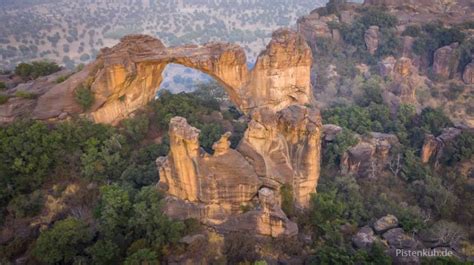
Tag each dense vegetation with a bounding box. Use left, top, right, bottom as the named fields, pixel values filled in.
left=14, top=61, right=61, bottom=80
left=0, top=83, right=251, bottom=263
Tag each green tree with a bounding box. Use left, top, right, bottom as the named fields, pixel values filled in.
left=98, top=184, right=132, bottom=240
left=128, top=187, right=185, bottom=250
left=124, top=248, right=159, bottom=265
left=420, top=107, right=453, bottom=136
left=14, top=61, right=61, bottom=80
left=75, top=83, right=95, bottom=111
left=32, top=217, right=93, bottom=264
left=122, top=115, right=150, bottom=143
left=86, top=239, right=120, bottom=265
left=323, top=129, right=358, bottom=166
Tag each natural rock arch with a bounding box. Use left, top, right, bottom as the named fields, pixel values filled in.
left=7, top=29, right=323, bottom=237
left=32, top=29, right=312, bottom=125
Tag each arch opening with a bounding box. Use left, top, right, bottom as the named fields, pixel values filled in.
left=152, top=63, right=247, bottom=154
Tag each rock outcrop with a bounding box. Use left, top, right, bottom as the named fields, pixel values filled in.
left=0, top=29, right=312, bottom=125
left=463, top=62, right=474, bottom=84
left=158, top=117, right=262, bottom=206
left=365, top=26, right=380, bottom=55
left=420, top=127, right=462, bottom=164
left=342, top=133, right=400, bottom=178
left=157, top=117, right=303, bottom=237
left=432, top=43, right=460, bottom=80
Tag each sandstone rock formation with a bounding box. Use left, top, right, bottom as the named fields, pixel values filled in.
left=352, top=226, right=377, bottom=249
left=2, top=29, right=305, bottom=125
left=157, top=117, right=303, bottom=237
left=297, top=12, right=342, bottom=49
left=463, top=62, right=474, bottom=84
left=341, top=133, right=400, bottom=178
left=420, top=127, right=462, bottom=164
left=433, top=43, right=460, bottom=80
left=158, top=117, right=262, bottom=206
left=1, top=28, right=322, bottom=237
left=365, top=26, right=380, bottom=55
left=373, top=214, right=399, bottom=234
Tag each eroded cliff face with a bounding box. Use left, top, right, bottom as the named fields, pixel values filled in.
left=157, top=116, right=309, bottom=237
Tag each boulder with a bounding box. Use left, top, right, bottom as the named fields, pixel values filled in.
left=365, top=26, right=380, bottom=55
left=353, top=226, right=377, bottom=249
left=432, top=43, right=460, bottom=80
left=341, top=133, right=399, bottom=178
left=382, top=228, right=419, bottom=249
left=463, top=62, right=474, bottom=84
left=420, top=127, right=462, bottom=164
left=323, top=124, right=343, bottom=141
left=374, top=214, right=399, bottom=234
left=180, top=234, right=206, bottom=245
left=379, top=56, right=397, bottom=77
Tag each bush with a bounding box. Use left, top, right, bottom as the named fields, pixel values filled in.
left=32, top=217, right=93, bottom=264
left=0, top=94, right=8, bottom=104
left=224, top=232, right=259, bottom=264
left=14, top=61, right=61, bottom=80
left=280, top=184, right=295, bottom=217
left=420, top=107, right=453, bottom=136
left=74, top=83, right=95, bottom=110
left=55, top=74, right=72, bottom=83
left=402, top=25, right=422, bottom=37
left=440, top=131, right=474, bottom=166
left=86, top=240, right=120, bottom=265
left=359, top=8, right=398, bottom=29
left=124, top=249, right=159, bottom=265
left=444, top=83, right=465, bottom=100
left=14, top=91, right=36, bottom=99
left=7, top=191, right=43, bottom=218
left=323, top=105, right=373, bottom=134
left=0, top=81, right=6, bottom=90
left=375, top=28, right=401, bottom=58
left=323, top=129, right=358, bottom=166
left=356, top=78, right=384, bottom=107
left=122, top=115, right=149, bottom=143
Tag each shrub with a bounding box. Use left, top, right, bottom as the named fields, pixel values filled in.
left=444, top=83, right=465, bottom=100
left=224, top=232, right=259, bottom=264
left=122, top=115, right=149, bottom=143
left=440, top=131, right=474, bottom=166
left=32, top=217, right=93, bottom=264
left=124, top=249, right=159, bottom=265
left=359, top=8, right=398, bottom=29
left=376, top=28, right=401, bottom=57
left=55, top=74, right=72, bottom=83
left=0, top=94, right=8, bottom=104
left=420, top=107, right=453, bottom=136
left=323, top=129, right=358, bottom=166
left=7, top=191, right=43, bottom=218
left=0, top=81, right=6, bottom=90
left=280, top=184, right=295, bottom=217
left=86, top=240, right=120, bottom=265
left=74, top=83, right=95, bottom=110
left=14, top=91, right=36, bottom=99
left=402, top=25, right=422, bottom=37
left=14, top=61, right=61, bottom=80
